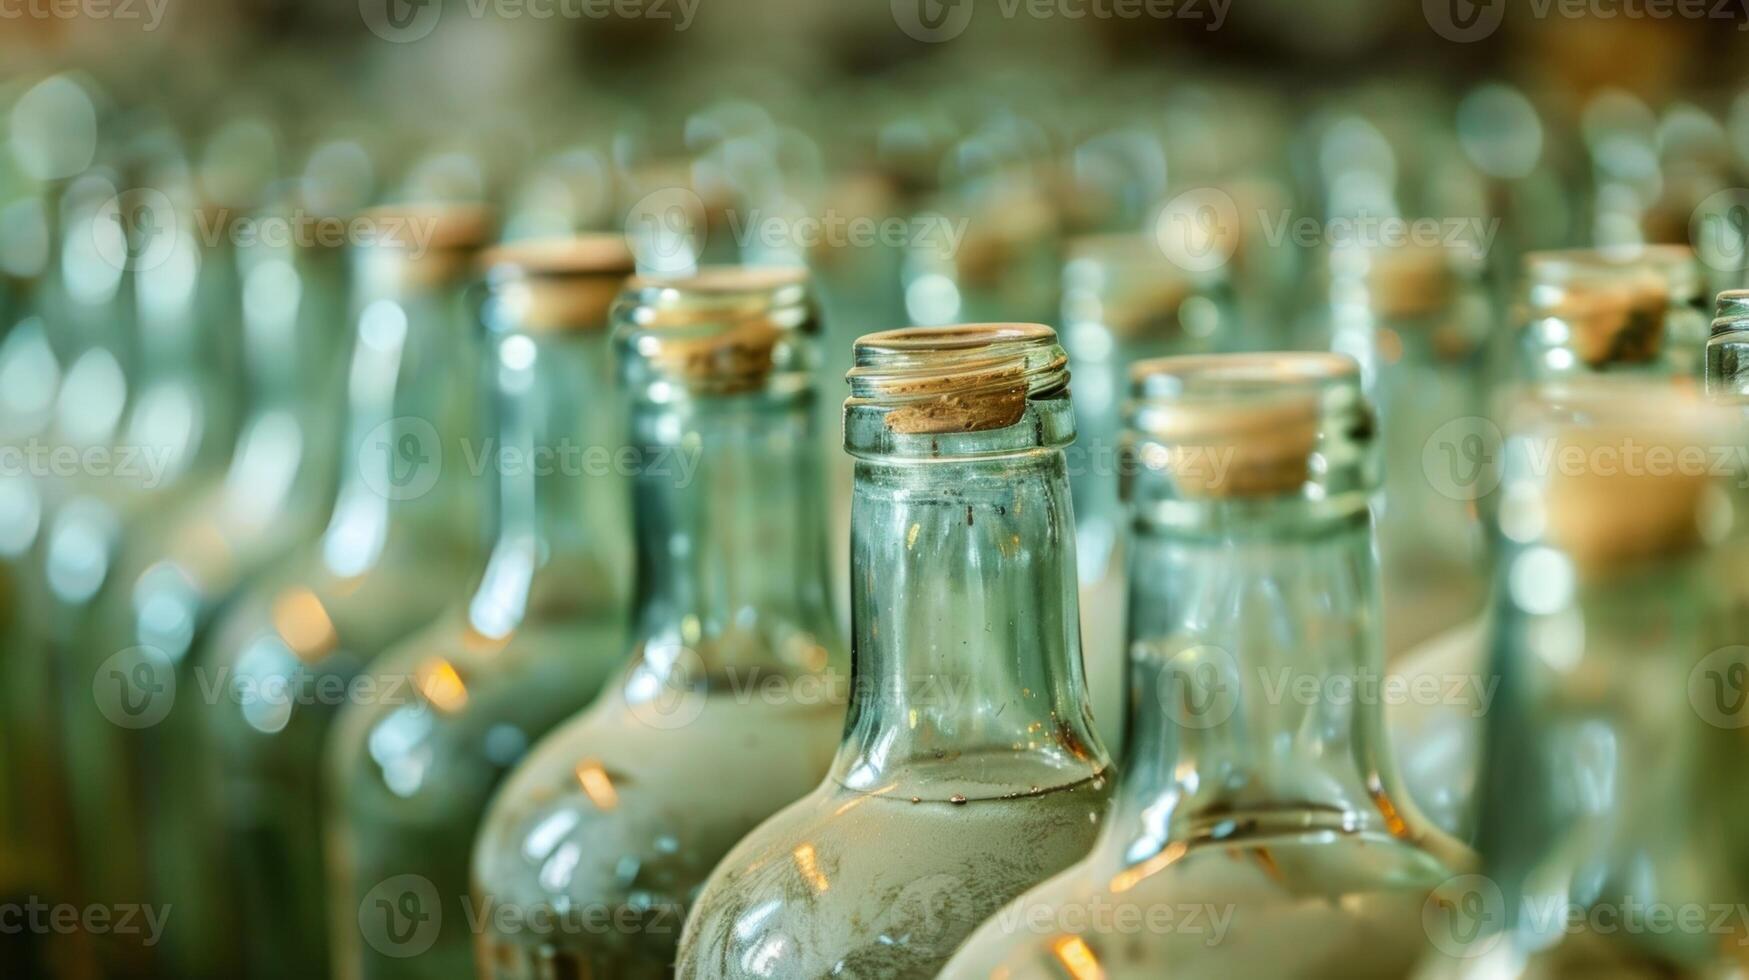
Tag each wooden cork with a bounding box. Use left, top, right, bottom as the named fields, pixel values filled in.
left=1065, top=234, right=1194, bottom=340
left=358, top=203, right=495, bottom=288
left=620, top=265, right=813, bottom=392
left=1543, top=438, right=1712, bottom=573
left=482, top=236, right=634, bottom=332
left=850, top=323, right=1063, bottom=434
left=1363, top=246, right=1459, bottom=321
left=1145, top=394, right=1323, bottom=498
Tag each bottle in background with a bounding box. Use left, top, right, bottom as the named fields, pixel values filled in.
left=1060, top=232, right=1241, bottom=759
left=1413, top=379, right=1745, bottom=976
left=471, top=266, right=846, bottom=978
left=326, top=235, right=636, bottom=980
left=678, top=323, right=1113, bottom=978
left=198, top=203, right=493, bottom=980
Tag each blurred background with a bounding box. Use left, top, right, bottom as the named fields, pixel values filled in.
left=3, top=1, right=1749, bottom=978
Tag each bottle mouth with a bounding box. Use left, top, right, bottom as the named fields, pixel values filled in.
left=1518, top=247, right=1698, bottom=371
left=1327, top=241, right=1467, bottom=323
left=480, top=234, right=635, bottom=334
left=1500, top=378, right=1739, bottom=574
left=1125, top=351, right=1375, bottom=506
left=845, top=323, right=1070, bottom=447
left=611, top=264, right=817, bottom=395
left=1709, top=289, right=1749, bottom=401
left=354, top=202, right=496, bottom=289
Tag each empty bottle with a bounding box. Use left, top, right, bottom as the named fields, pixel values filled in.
left=199, top=203, right=493, bottom=980
left=941, top=351, right=1467, bottom=979
left=1413, top=379, right=1744, bottom=977
left=327, top=235, right=636, bottom=980
left=678, top=323, right=1114, bottom=978
left=471, top=266, right=846, bottom=978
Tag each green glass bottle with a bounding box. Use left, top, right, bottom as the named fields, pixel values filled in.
left=199, top=203, right=493, bottom=980
left=1391, top=244, right=1710, bottom=842
left=327, top=235, right=636, bottom=980
left=470, top=265, right=846, bottom=978
left=677, top=323, right=1114, bottom=979
left=940, top=351, right=1467, bottom=979
left=85, top=178, right=363, bottom=979
left=1412, top=379, right=1745, bottom=978
left=1060, top=232, right=1240, bottom=759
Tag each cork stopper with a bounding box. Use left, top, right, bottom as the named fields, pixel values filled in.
left=1503, top=380, right=1737, bottom=574
left=1063, top=234, right=1196, bottom=341
left=1331, top=243, right=1461, bottom=321
left=1127, top=352, right=1374, bottom=504
left=355, top=202, right=496, bottom=290
left=846, top=323, right=1069, bottom=437
left=1520, top=247, right=1699, bottom=369
left=481, top=235, right=635, bottom=333
left=613, top=265, right=817, bottom=395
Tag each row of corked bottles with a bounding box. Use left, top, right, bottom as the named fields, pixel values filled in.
left=4, top=196, right=1747, bottom=980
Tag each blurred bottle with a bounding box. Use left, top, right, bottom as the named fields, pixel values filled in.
left=678, top=323, right=1113, bottom=978
left=1390, top=244, right=1710, bottom=842
left=902, top=174, right=1060, bottom=330
left=1058, top=232, right=1240, bottom=759
left=199, top=203, right=493, bottom=980
left=471, top=266, right=845, bottom=978
left=1315, top=241, right=1493, bottom=654
left=86, top=158, right=368, bottom=978
left=940, top=351, right=1467, bottom=979
left=1413, top=380, right=1745, bottom=977
left=327, top=236, right=636, bottom=980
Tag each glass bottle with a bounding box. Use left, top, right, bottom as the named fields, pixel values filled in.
left=1315, top=242, right=1492, bottom=656
left=1412, top=379, right=1744, bottom=978
left=940, top=351, right=1466, bottom=979
left=1390, top=244, right=1709, bottom=842
left=89, top=181, right=362, bottom=980
left=677, top=323, right=1115, bottom=979
left=1060, top=233, right=1240, bottom=759
left=327, top=235, right=636, bottom=980
left=470, top=265, right=846, bottom=978
left=199, top=203, right=493, bottom=980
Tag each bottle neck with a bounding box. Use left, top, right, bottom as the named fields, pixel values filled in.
left=320, top=285, right=481, bottom=578
left=468, top=329, right=628, bottom=637
left=829, top=445, right=1108, bottom=801
left=624, top=385, right=836, bottom=675
left=1114, top=505, right=1409, bottom=862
